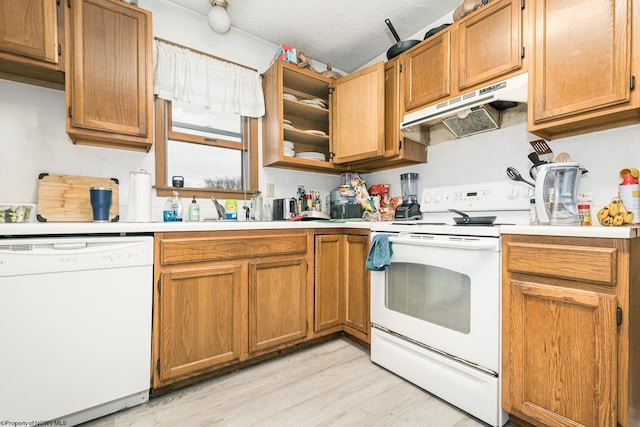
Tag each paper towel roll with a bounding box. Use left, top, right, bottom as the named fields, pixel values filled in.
left=127, top=169, right=152, bottom=222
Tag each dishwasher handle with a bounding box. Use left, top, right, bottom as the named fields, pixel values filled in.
left=388, top=235, right=499, bottom=251
left=53, top=242, right=88, bottom=250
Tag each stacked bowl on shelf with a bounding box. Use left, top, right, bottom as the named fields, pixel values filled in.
left=284, top=140, right=295, bottom=157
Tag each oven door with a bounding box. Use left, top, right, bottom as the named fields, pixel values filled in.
left=370, top=231, right=501, bottom=372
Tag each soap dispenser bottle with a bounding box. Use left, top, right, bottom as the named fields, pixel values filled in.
left=188, top=196, right=200, bottom=222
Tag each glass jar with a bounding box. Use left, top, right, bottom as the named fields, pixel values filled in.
left=251, top=191, right=263, bottom=221
left=578, top=203, right=592, bottom=226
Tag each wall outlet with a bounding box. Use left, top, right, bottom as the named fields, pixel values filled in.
left=266, top=183, right=274, bottom=198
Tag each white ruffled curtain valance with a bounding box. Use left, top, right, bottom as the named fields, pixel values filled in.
left=153, top=40, right=265, bottom=118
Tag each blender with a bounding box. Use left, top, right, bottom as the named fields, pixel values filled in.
left=395, top=173, right=422, bottom=220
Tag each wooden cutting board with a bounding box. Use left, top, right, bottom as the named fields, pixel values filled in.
left=37, top=173, right=120, bottom=222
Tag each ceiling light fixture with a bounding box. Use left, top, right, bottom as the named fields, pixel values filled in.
left=208, top=0, right=231, bottom=34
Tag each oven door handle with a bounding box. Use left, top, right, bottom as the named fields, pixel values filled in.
left=388, top=235, right=499, bottom=250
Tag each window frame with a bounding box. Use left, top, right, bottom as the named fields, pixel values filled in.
left=154, top=96, right=259, bottom=199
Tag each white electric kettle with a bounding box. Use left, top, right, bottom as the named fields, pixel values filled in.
left=534, top=162, right=582, bottom=225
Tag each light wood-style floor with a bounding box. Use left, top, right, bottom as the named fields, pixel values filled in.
left=82, top=337, right=488, bottom=426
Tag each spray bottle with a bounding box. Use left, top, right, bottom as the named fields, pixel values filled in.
left=171, top=191, right=183, bottom=221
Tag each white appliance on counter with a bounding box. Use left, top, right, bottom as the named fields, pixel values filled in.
left=370, top=180, right=531, bottom=427
left=0, top=235, right=154, bottom=426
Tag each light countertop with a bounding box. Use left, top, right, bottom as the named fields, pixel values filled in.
left=500, top=224, right=638, bottom=238
left=0, top=219, right=371, bottom=236
left=0, top=220, right=637, bottom=239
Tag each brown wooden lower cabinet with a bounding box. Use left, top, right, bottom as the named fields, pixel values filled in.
left=249, top=257, right=307, bottom=353
left=152, top=228, right=372, bottom=391
left=157, top=263, right=243, bottom=385
left=502, top=234, right=640, bottom=427
left=314, top=231, right=370, bottom=343
left=152, top=230, right=309, bottom=389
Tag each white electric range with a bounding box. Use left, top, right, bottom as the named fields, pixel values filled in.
left=369, top=180, right=531, bottom=426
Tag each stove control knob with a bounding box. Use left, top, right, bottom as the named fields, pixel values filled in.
left=506, top=188, right=520, bottom=199
left=422, top=192, right=432, bottom=204
left=433, top=192, right=443, bottom=203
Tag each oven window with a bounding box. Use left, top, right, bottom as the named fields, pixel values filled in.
left=386, top=262, right=471, bottom=333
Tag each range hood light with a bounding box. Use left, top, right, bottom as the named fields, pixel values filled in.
left=457, top=108, right=472, bottom=119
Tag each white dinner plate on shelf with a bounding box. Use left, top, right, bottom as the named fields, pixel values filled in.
left=305, top=129, right=327, bottom=136
left=300, top=99, right=326, bottom=108
left=311, top=98, right=328, bottom=108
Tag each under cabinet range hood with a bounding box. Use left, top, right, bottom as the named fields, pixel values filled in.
left=401, top=72, right=528, bottom=139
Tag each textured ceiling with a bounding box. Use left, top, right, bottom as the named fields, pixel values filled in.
left=164, top=0, right=461, bottom=73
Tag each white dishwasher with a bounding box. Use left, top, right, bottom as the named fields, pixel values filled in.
left=0, top=235, right=154, bottom=426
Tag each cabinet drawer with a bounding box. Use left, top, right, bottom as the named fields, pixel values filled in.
left=505, top=242, right=617, bottom=285
left=161, top=233, right=307, bottom=265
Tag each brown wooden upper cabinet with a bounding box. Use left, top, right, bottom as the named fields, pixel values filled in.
left=350, top=57, right=428, bottom=172
left=403, top=28, right=452, bottom=112
left=0, top=0, right=65, bottom=86
left=402, top=0, right=525, bottom=114
left=262, top=60, right=386, bottom=172
left=0, top=0, right=61, bottom=66
left=66, top=0, right=153, bottom=152
left=332, top=63, right=385, bottom=164
left=528, top=0, right=640, bottom=140
left=262, top=59, right=427, bottom=173
left=457, top=0, right=523, bottom=90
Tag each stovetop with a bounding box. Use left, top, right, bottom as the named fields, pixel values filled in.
left=372, top=180, right=532, bottom=237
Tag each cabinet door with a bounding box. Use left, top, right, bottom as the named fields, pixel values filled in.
left=67, top=0, right=153, bottom=151
left=383, top=58, right=402, bottom=158
left=531, top=0, right=631, bottom=124
left=505, top=279, right=617, bottom=427
left=349, top=59, right=428, bottom=171
left=0, top=0, right=60, bottom=66
left=332, top=62, right=385, bottom=164
left=457, top=0, right=522, bottom=90
left=157, top=264, right=243, bottom=385
left=314, top=235, right=344, bottom=332
left=343, top=235, right=370, bottom=336
left=403, top=30, right=451, bottom=112
left=249, top=257, right=307, bottom=353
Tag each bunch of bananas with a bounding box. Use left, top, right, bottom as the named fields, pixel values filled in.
left=597, top=199, right=634, bottom=226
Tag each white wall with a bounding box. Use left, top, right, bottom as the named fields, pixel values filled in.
left=0, top=0, right=342, bottom=221
left=364, top=120, right=640, bottom=212
left=1, top=0, right=639, bottom=221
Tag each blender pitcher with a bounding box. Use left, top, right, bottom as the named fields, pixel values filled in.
left=395, top=173, right=421, bottom=220
left=534, top=162, right=582, bottom=225
left=400, top=173, right=419, bottom=203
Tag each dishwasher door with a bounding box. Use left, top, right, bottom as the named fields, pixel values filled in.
left=0, top=236, right=153, bottom=425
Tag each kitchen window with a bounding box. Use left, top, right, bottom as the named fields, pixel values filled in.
left=154, top=97, right=258, bottom=199
left=153, top=39, right=263, bottom=199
